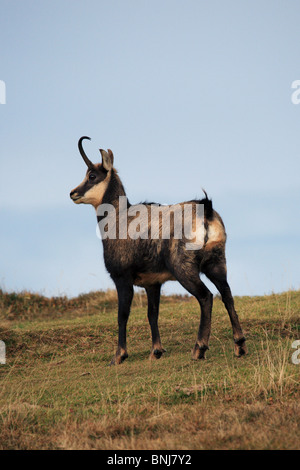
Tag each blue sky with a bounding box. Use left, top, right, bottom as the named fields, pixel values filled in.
left=0, top=0, right=299, bottom=298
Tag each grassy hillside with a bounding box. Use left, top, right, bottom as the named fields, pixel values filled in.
left=0, top=288, right=299, bottom=450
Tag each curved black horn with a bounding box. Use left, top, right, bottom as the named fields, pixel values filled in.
left=78, top=136, right=94, bottom=169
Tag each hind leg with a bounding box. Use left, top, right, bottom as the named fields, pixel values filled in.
left=203, top=261, right=247, bottom=357
left=171, top=265, right=213, bottom=359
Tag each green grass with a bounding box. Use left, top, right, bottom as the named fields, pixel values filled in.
left=0, top=288, right=299, bottom=449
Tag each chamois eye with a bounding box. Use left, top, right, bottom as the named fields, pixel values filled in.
left=89, top=173, right=96, bottom=181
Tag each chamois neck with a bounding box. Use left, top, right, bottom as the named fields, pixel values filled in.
left=102, top=169, right=128, bottom=207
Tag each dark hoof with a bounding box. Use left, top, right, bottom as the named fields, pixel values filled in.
left=110, top=351, right=128, bottom=365
left=234, top=338, right=248, bottom=357
left=150, top=348, right=166, bottom=360
left=192, top=343, right=209, bottom=360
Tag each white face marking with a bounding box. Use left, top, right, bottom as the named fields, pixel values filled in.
left=82, top=179, right=109, bottom=208
left=72, top=173, right=111, bottom=208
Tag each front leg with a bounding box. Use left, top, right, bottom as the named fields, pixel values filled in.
left=146, top=284, right=166, bottom=360
left=110, top=279, right=133, bottom=365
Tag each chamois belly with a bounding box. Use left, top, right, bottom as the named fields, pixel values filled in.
left=134, top=271, right=176, bottom=287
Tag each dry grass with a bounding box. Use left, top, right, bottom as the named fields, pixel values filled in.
left=0, top=289, right=299, bottom=449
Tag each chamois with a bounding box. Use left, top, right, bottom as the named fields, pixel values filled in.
left=70, top=136, right=247, bottom=364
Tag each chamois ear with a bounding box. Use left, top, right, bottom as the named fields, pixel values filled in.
left=100, top=148, right=114, bottom=171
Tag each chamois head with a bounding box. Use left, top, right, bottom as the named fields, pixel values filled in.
left=70, top=136, right=114, bottom=208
